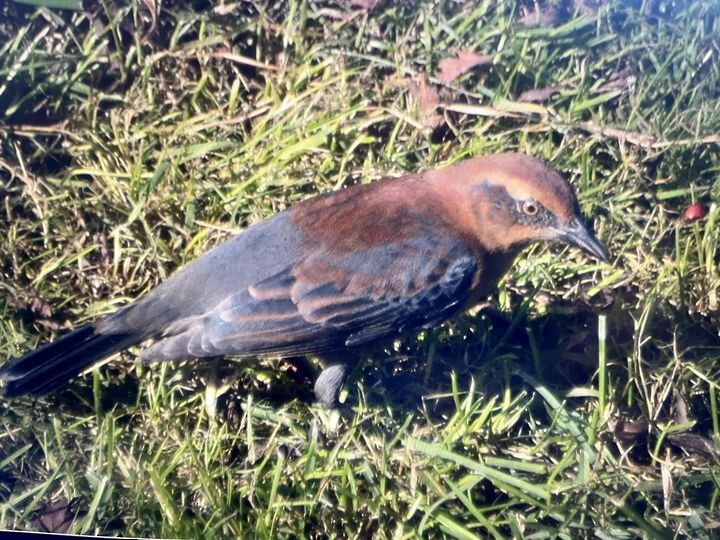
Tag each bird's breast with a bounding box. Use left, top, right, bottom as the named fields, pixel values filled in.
left=464, top=248, right=522, bottom=307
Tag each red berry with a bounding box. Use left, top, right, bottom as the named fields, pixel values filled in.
left=683, top=203, right=708, bottom=223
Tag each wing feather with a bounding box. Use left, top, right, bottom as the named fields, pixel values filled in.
left=141, top=237, right=477, bottom=361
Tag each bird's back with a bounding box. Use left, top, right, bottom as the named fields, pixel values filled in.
left=101, top=211, right=304, bottom=339
left=105, top=173, right=485, bottom=361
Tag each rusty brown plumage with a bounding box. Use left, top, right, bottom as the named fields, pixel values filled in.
left=0, top=152, right=608, bottom=406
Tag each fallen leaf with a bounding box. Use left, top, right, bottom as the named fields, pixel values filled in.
left=613, top=419, right=648, bottom=447
left=407, top=74, right=444, bottom=129
left=437, top=50, right=492, bottom=84
left=349, top=0, right=380, bottom=9
left=667, top=432, right=716, bottom=457
left=518, top=85, right=564, bottom=103
left=673, top=393, right=689, bottom=424
left=597, top=67, right=634, bottom=92
left=35, top=497, right=82, bottom=534
left=518, top=5, right=566, bottom=27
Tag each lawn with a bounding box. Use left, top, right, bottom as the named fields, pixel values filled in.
left=1, top=0, right=719, bottom=537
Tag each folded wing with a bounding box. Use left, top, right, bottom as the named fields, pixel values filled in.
left=141, top=236, right=477, bottom=361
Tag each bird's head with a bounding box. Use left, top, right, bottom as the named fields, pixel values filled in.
left=443, top=153, right=608, bottom=262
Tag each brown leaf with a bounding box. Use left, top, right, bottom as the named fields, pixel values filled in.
left=35, top=497, right=81, bottom=534
left=349, top=0, right=380, bottom=9
left=407, top=74, right=444, bottom=129
left=597, top=66, right=633, bottom=92
left=437, top=50, right=492, bottom=84
left=613, top=419, right=648, bottom=447
left=518, top=5, right=566, bottom=27
left=667, top=432, right=716, bottom=457
left=673, top=393, right=689, bottom=424
left=518, top=85, right=564, bottom=103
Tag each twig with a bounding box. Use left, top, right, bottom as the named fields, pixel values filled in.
left=0, top=123, right=79, bottom=140
left=572, top=121, right=720, bottom=149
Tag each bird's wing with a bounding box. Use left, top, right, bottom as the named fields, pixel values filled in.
left=141, top=237, right=477, bottom=361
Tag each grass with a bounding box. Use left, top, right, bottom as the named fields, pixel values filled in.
left=1, top=0, right=719, bottom=537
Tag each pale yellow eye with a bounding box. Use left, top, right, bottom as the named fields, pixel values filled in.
left=522, top=200, right=539, bottom=216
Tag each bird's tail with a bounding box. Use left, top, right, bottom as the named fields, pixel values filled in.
left=0, top=325, right=136, bottom=397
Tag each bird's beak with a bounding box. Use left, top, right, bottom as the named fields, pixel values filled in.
left=557, top=219, right=609, bottom=262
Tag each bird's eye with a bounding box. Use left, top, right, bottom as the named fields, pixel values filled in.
left=522, top=200, right=540, bottom=216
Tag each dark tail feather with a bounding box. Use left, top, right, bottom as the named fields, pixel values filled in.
left=0, top=325, right=136, bottom=397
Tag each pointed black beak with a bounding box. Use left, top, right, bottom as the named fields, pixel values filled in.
left=558, top=219, right=609, bottom=262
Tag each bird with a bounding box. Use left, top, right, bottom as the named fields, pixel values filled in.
left=0, top=153, right=608, bottom=407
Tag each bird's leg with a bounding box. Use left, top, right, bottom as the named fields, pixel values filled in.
left=314, top=355, right=357, bottom=409
left=475, top=302, right=510, bottom=324
left=474, top=301, right=517, bottom=335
